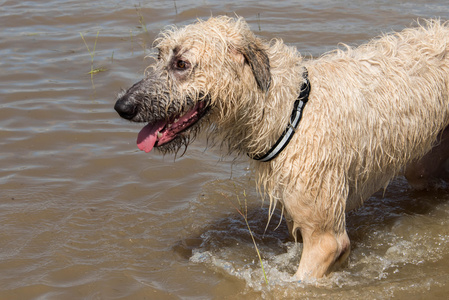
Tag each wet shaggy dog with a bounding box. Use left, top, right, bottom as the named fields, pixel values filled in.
left=114, top=16, right=449, bottom=281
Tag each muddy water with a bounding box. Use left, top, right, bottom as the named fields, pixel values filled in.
left=1, top=0, right=449, bottom=299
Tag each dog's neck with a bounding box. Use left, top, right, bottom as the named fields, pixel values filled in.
left=249, top=69, right=310, bottom=162
left=212, top=41, right=307, bottom=159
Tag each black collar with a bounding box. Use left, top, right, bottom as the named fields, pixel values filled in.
left=250, top=69, right=311, bottom=162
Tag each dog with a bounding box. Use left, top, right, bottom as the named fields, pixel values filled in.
left=114, top=16, right=449, bottom=280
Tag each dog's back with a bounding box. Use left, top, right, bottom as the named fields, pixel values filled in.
left=301, top=20, right=449, bottom=210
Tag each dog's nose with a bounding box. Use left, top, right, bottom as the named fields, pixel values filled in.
left=114, top=97, right=137, bottom=120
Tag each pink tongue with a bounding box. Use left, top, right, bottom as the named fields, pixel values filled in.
left=137, top=120, right=166, bottom=153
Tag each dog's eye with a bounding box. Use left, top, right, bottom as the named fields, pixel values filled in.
left=176, top=60, right=188, bottom=70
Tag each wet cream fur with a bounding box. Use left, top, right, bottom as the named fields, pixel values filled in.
left=149, top=17, right=449, bottom=280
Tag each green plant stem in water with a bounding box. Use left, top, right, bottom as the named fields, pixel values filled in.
left=233, top=189, right=269, bottom=286
left=80, top=30, right=101, bottom=90
left=135, top=5, right=148, bottom=33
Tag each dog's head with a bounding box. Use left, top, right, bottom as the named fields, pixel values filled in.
left=114, top=16, right=271, bottom=154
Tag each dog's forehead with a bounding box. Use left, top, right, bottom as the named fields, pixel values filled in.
left=156, top=40, right=206, bottom=62
left=154, top=17, right=251, bottom=66
left=159, top=19, right=242, bottom=49
left=156, top=31, right=225, bottom=61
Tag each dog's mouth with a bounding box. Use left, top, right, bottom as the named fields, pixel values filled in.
left=136, top=101, right=210, bottom=153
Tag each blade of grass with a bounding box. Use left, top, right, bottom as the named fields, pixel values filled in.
left=80, top=30, right=100, bottom=90
left=231, top=189, right=269, bottom=285
left=87, top=67, right=107, bottom=75
left=135, top=5, right=148, bottom=33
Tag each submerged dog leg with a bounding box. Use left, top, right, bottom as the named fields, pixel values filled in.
left=295, top=228, right=350, bottom=280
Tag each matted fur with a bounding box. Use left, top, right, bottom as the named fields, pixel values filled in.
left=115, top=17, right=449, bottom=280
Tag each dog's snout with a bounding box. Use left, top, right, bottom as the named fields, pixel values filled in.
left=114, top=96, right=138, bottom=120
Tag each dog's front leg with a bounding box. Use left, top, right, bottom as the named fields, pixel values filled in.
left=294, top=227, right=350, bottom=280
left=283, top=179, right=351, bottom=280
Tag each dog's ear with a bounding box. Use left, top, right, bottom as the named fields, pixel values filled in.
left=241, top=41, right=272, bottom=93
